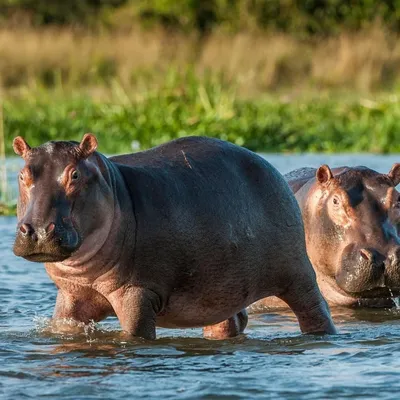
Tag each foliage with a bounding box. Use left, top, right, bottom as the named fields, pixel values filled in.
left=127, top=0, right=400, bottom=35
left=3, top=73, right=400, bottom=155
left=0, top=0, right=125, bottom=26
left=0, top=202, right=16, bottom=216
left=2, top=0, right=400, bottom=35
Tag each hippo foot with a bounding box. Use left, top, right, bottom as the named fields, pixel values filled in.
left=202, top=310, right=248, bottom=340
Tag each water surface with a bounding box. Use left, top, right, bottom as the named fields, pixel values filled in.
left=2, top=154, right=400, bottom=399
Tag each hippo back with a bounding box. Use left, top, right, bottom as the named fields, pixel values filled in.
left=284, top=167, right=317, bottom=194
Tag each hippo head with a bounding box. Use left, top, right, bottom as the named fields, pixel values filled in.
left=13, top=134, right=110, bottom=263
left=307, top=164, right=400, bottom=300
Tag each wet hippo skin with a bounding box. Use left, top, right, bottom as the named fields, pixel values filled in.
left=252, top=164, right=400, bottom=310
left=12, top=134, right=336, bottom=339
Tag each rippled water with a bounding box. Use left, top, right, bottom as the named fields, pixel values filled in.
left=2, top=154, right=400, bottom=399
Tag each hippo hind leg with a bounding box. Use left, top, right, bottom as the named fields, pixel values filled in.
left=277, top=260, right=336, bottom=335
left=203, top=309, right=248, bottom=339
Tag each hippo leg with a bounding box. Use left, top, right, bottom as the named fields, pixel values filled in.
left=53, top=290, right=111, bottom=323
left=203, top=310, right=248, bottom=339
left=277, top=270, right=336, bottom=334
left=108, top=286, right=161, bottom=340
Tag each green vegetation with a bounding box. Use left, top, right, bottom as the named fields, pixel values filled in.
left=0, top=1, right=399, bottom=158
left=3, top=73, right=400, bottom=155
left=2, top=0, right=400, bottom=36
left=0, top=202, right=16, bottom=216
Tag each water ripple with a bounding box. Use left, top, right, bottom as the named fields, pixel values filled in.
left=3, top=153, right=400, bottom=398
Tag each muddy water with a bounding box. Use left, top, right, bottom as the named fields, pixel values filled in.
left=1, top=154, right=400, bottom=399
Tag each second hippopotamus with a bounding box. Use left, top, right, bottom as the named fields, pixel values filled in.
left=12, top=135, right=335, bottom=339
left=253, top=164, right=400, bottom=309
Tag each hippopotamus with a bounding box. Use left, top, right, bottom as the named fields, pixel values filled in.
left=252, top=164, right=400, bottom=310
left=12, top=134, right=335, bottom=339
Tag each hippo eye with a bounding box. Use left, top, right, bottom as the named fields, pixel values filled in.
left=332, top=196, right=340, bottom=206
left=71, top=170, right=80, bottom=181
left=19, top=173, right=24, bottom=181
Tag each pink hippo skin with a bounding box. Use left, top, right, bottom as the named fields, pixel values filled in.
left=251, top=164, right=400, bottom=311
left=12, top=134, right=336, bottom=339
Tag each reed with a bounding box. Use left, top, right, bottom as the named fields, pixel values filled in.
left=0, top=26, right=399, bottom=94
left=0, top=102, right=8, bottom=203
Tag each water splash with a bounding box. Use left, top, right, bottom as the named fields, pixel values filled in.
left=388, top=289, right=400, bottom=309
left=33, top=316, right=98, bottom=339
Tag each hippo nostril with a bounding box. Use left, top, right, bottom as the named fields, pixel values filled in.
left=46, top=223, right=55, bottom=234
left=360, top=249, right=373, bottom=262
left=359, top=248, right=386, bottom=273
left=19, top=223, right=33, bottom=237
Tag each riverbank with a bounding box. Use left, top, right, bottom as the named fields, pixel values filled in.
left=3, top=82, right=400, bottom=155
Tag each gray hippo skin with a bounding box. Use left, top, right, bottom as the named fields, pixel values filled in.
left=12, top=135, right=336, bottom=339
left=253, top=164, right=400, bottom=310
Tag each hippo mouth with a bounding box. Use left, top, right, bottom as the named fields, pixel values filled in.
left=13, top=226, right=81, bottom=263
left=343, top=286, right=400, bottom=299
left=13, top=241, right=78, bottom=263
left=23, top=252, right=71, bottom=263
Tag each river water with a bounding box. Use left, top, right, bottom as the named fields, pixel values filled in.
left=1, top=153, right=400, bottom=399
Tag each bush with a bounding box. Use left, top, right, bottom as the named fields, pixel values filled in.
left=3, top=74, right=400, bottom=155
left=2, top=0, right=400, bottom=35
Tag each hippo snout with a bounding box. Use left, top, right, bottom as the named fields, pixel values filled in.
left=13, top=220, right=81, bottom=263
left=18, top=222, right=55, bottom=242
left=336, top=244, right=390, bottom=296
left=335, top=243, right=400, bottom=297
left=384, top=247, right=400, bottom=289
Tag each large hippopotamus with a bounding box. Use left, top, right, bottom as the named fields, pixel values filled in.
left=253, top=164, right=400, bottom=310
left=12, top=134, right=335, bottom=339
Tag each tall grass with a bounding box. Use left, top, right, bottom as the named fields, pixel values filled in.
left=3, top=73, right=400, bottom=155
left=0, top=104, right=7, bottom=200
left=0, top=102, right=16, bottom=216
left=1, top=26, right=400, bottom=94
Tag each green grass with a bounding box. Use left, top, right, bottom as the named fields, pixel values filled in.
left=2, top=74, right=400, bottom=217
left=4, top=75, right=400, bottom=155
left=0, top=202, right=16, bottom=216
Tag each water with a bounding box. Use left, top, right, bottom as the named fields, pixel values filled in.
left=2, top=154, right=400, bottom=399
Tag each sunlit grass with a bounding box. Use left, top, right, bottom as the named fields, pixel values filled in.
left=2, top=74, right=400, bottom=157
left=1, top=26, right=400, bottom=94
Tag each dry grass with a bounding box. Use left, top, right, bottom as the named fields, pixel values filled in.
left=0, top=26, right=400, bottom=96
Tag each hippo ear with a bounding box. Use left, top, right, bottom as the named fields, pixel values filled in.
left=79, top=133, right=98, bottom=159
left=316, top=165, right=333, bottom=185
left=13, top=136, right=31, bottom=159
left=388, top=163, right=400, bottom=186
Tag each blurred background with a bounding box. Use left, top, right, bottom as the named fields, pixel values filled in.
left=1, top=0, right=400, bottom=156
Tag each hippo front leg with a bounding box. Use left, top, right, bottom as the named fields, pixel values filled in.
left=203, top=310, right=248, bottom=340
left=53, top=290, right=111, bottom=324
left=107, top=286, right=161, bottom=340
